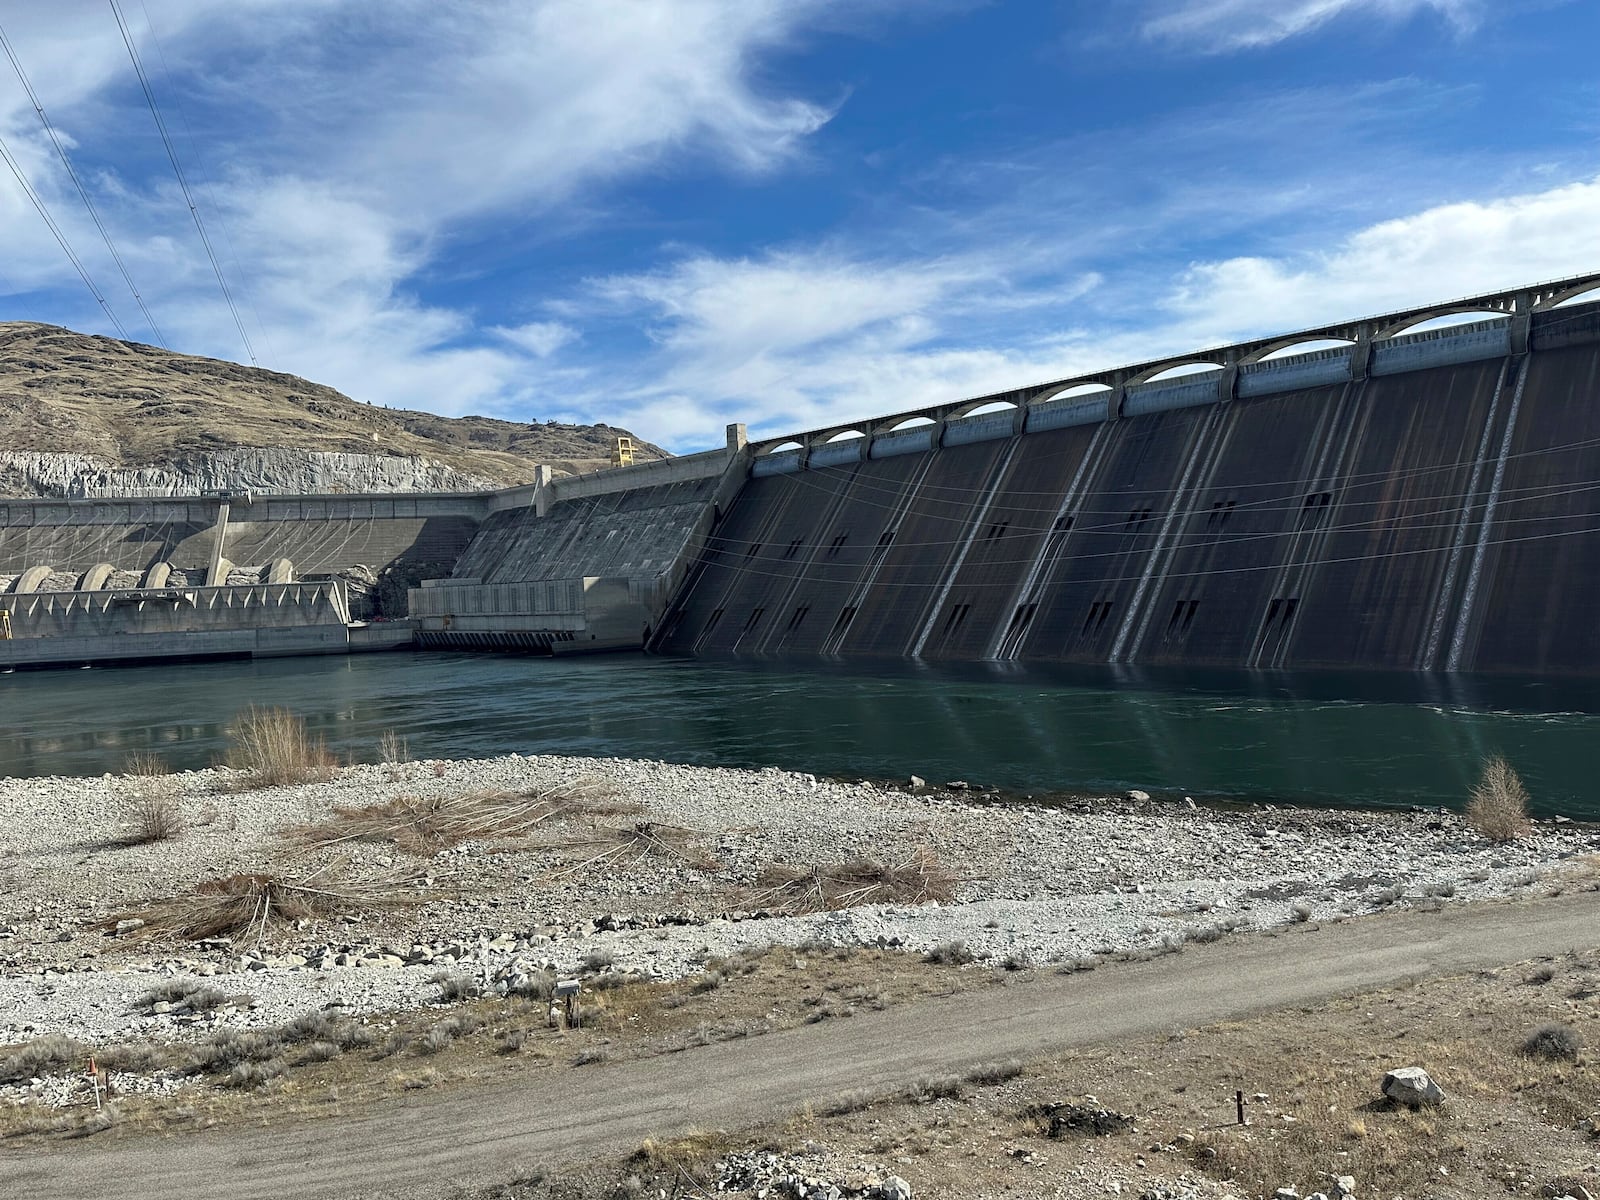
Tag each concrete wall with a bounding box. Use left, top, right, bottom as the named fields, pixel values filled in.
left=409, top=576, right=649, bottom=654
left=0, top=581, right=355, bottom=667
left=652, top=300, right=1600, bottom=676
left=0, top=493, right=487, bottom=581
left=453, top=476, right=723, bottom=586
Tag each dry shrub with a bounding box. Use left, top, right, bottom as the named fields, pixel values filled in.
left=123, top=751, right=182, bottom=844
left=106, top=866, right=411, bottom=944
left=125, top=750, right=172, bottom=780
left=1521, top=1022, right=1582, bottom=1062
left=1466, top=755, right=1531, bottom=842
left=0, top=1035, right=86, bottom=1084
left=749, top=845, right=956, bottom=914
left=379, top=729, right=410, bottom=766
left=127, top=793, right=183, bottom=844
left=293, top=780, right=626, bottom=855
left=556, top=819, right=715, bottom=873
left=225, top=706, right=336, bottom=789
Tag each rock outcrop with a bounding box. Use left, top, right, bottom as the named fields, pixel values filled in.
left=0, top=448, right=495, bottom=499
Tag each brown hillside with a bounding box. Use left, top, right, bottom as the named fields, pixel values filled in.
left=0, top=322, right=666, bottom=482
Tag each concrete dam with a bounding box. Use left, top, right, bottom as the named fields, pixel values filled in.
left=5, top=272, right=1600, bottom=676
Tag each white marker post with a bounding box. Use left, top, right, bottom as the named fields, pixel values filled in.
left=554, top=979, right=581, bottom=1029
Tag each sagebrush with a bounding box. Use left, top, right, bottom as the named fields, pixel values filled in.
left=1466, top=755, right=1531, bottom=842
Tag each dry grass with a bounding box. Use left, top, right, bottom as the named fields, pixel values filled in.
left=749, top=846, right=957, bottom=915
left=1466, top=754, right=1532, bottom=842
left=555, top=819, right=716, bottom=874
left=224, top=706, right=337, bottom=789
left=105, top=866, right=412, bottom=945
left=629, top=1128, right=738, bottom=1186
left=292, top=780, right=629, bottom=855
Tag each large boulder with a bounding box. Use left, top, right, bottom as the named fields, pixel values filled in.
left=1382, top=1066, right=1445, bottom=1106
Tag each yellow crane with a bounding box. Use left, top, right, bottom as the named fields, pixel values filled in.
left=0, top=608, right=11, bottom=640
left=610, top=436, right=635, bottom=468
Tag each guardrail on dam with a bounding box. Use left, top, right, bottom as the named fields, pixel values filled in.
left=651, top=273, right=1600, bottom=675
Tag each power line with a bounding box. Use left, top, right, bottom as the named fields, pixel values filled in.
left=107, top=0, right=256, bottom=365
left=0, top=19, right=166, bottom=347
left=134, top=0, right=274, bottom=362
left=0, top=129, right=129, bottom=337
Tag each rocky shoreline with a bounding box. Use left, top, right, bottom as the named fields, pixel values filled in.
left=2, top=753, right=1597, bottom=1056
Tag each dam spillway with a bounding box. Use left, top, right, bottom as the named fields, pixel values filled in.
left=5, top=273, right=1600, bottom=676
left=652, top=280, right=1600, bottom=675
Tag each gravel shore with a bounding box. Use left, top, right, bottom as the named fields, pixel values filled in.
left=3, top=753, right=1597, bottom=1051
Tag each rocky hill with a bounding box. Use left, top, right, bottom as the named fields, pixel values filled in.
left=0, top=322, right=665, bottom=497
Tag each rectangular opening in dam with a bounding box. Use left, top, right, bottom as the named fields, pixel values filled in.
left=1300, top=492, right=1333, bottom=529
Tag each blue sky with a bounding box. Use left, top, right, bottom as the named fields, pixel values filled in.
left=0, top=0, right=1597, bottom=451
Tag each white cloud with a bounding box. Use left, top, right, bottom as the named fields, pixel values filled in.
left=1140, top=0, right=1484, bottom=50
left=492, top=321, right=579, bottom=359
left=1166, top=175, right=1600, bottom=334
left=0, top=0, right=860, bottom=403
left=582, top=176, right=1600, bottom=449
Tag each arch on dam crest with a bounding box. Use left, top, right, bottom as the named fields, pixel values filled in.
left=740, top=271, right=1600, bottom=466
left=821, top=429, right=866, bottom=442
left=1242, top=336, right=1355, bottom=364
left=951, top=399, right=1018, bottom=419
left=1133, top=361, right=1225, bottom=385
left=1551, top=285, right=1600, bottom=308
left=1030, top=381, right=1114, bottom=406
left=1377, top=309, right=1512, bottom=339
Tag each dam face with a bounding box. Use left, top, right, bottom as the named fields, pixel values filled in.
left=6, top=276, right=1600, bottom=677
left=654, top=294, right=1600, bottom=675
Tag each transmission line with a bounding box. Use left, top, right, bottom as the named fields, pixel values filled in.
left=0, top=130, right=129, bottom=337
left=134, top=0, right=273, bottom=362
left=0, top=20, right=166, bottom=347
left=107, top=0, right=256, bottom=364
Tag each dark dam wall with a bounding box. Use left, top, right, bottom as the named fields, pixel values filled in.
left=654, top=303, right=1600, bottom=675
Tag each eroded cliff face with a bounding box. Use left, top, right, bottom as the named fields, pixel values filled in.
left=0, top=448, right=497, bottom=498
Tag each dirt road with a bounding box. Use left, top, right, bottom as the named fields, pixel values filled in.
left=5, top=891, right=1598, bottom=1200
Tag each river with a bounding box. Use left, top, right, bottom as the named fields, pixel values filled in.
left=2, top=652, right=1597, bottom=817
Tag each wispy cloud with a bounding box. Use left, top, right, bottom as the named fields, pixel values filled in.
left=0, top=1, right=866, bottom=410
left=1139, top=0, right=1485, bottom=50
left=581, top=176, right=1600, bottom=448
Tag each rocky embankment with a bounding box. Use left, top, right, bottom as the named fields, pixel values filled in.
left=2, top=755, right=1595, bottom=1054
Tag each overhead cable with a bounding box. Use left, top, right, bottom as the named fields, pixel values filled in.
left=134, top=0, right=273, bottom=362
left=107, top=0, right=256, bottom=365
left=0, top=19, right=166, bottom=347
left=0, top=130, right=129, bottom=337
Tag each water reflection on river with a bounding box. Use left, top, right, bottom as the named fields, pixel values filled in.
left=1, top=652, right=1596, bottom=817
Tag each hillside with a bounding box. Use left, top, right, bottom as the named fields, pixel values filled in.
left=0, top=322, right=665, bottom=496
